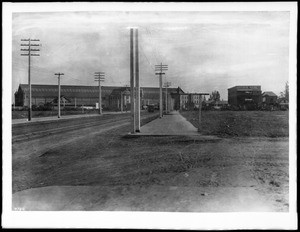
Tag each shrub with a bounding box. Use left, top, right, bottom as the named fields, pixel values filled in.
left=32, top=105, right=38, bottom=111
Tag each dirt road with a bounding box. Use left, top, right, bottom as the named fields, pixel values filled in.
left=12, top=111, right=289, bottom=212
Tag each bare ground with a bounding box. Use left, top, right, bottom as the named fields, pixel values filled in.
left=12, top=111, right=289, bottom=211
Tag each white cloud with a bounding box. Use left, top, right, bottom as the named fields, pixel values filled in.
left=12, top=11, right=290, bottom=101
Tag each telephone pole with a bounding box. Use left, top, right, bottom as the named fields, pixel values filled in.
left=54, top=73, right=64, bottom=118
left=20, top=39, right=40, bottom=121
left=164, top=82, right=171, bottom=113
left=155, top=63, right=168, bottom=118
left=130, top=28, right=136, bottom=133
left=135, top=28, right=140, bottom=132
left=129, top=28, right=141, bottom=133
left=197, top=93, right=210, bottom=132
left=94, top=72, right=105, bottom=114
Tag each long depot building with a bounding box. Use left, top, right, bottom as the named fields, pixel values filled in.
left=228, top=85, right=262, bottom=109
left=14, top=84, right=185, bottom=111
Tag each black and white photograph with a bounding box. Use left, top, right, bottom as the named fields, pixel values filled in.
left=2, top=2, right=297, bottom=230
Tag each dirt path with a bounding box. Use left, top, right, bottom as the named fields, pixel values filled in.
left=12, top=120, right=289, bottom=211
left=12, top=113, right=157, bottom=160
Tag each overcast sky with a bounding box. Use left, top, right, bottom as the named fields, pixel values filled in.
left=12, top=10, right=290, bottom=100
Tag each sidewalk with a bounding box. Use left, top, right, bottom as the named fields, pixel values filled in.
left=136, top=111, right=199, bottom=136
left=12, top=111, right=130, bottom=125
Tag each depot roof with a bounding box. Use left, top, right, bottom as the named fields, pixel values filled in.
left=16, top=84, right=185, bottom=98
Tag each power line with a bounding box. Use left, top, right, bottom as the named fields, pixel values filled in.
left=155, top=63, right=168, bottom=118
left=139, top=43, right=155, bottom=72
left=94, top=72, right=105, bottom=115
left=20, top=38, right=40, bottom=121
left=144, top=27, right=166, bottom=63
left=140, top=27, right=170, bottom=75
left=54, top=72, right=64, bottom=118
left=144, top=27, right=160, bottom=64
left=164, top=81, right=171, bottom=113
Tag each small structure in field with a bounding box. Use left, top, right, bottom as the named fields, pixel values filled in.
left=228, top=85, right=262, bottom=110
left=262, top=91, right=278, bottom=105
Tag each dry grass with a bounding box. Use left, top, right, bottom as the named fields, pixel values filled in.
left=180, top=110, right=289, bottom=137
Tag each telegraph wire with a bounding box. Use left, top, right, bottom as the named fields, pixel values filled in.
left=139, top=43, right=155, bottom=72
left=144, top=27, right=160, bottom=64
left=144, top=26, right=166, bottom=64
left=139, top=27, right=160, bottom=65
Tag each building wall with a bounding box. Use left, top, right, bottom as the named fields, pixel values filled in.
left=109, top=92, right=174, bottom=111
left=228, top=86, right=262, bottom=109
left=228, top=88, right=238, bottom=106
left=17, top=93, right=109, bottom=108
left=172, top=94, right=180, bottom=110
left=15, top=84, right=183, bottom=110
left=180, top=94, right=203, bottom=110
left=109, top=95, right=122, bottom=110
left=180, top=95, right=188, bottom=109
left=24, top=94, right=29, bottom=107
left=14, top=90, right=25, bottom=106
left=262, top=95, right=277, bottom=105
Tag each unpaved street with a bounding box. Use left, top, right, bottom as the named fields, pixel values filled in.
left=12, top=112, right=289, bottom=212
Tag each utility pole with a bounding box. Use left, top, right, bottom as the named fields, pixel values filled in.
left=20, top=38, right=40, bottom=121
left=54, top=73, right=64, bottom=118
left=120, top=91, right=124, bottom=112
left=164, top=82, right=171, bottom=113
left=198, top=95, right=202, bottom=132
left=121, top=89, right=130, bottom=113
left=123, top=84, right=130, bottom=113
left=130, top=28, right=136, bottom=133
left=94, top=72, right=105, bottom=114
left=197, top=93, right=210, bottom=132
left=129, top=28, right=140, bottom=133
left=155, top=63, right=168, bottom=118
left=135, top=28, right=140, bottom=132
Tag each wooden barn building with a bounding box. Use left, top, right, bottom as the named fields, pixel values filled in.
left=14, top=84, right=184, bottom=111
left=228, top=85, right=262, bottom=110
left=262, top=91, right=278, bottom=106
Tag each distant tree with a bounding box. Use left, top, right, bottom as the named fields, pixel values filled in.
left=209, top=90, right=220, bottom=101
left=280, top=81, right=289, bottom=101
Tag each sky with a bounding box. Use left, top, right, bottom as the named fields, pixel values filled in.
left=12, top=10, right=290, bottom=101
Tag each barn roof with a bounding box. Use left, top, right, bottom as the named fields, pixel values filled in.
left=16, top=84, right=184, bottom=98
left=110, top=87, right=130, bottom=96
left=141, top=86, right=183, bottom=94
left=18, top=84, right=116, bottom=98
left=262, top=91, right=277, bottom=97
left=228, top=85, right=261, bottom=91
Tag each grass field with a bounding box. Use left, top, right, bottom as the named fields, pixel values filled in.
left=180, top=110, right=289, bottom=137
